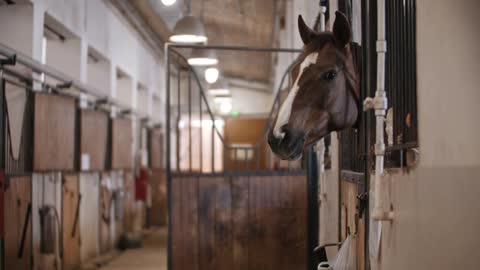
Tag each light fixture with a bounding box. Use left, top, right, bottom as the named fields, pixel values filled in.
left=205, top=67, right=219, bottom=83
left=161, top=0, right=176, bottom=6
left=213, top=95, right=232, bottom=103
left=209, top=78, right=230, bottom=96
left=187, top=49, right=218, bottom=66
left=219, top=100, right=232, bottom=114
left=169, top=15, right=207, bottom=44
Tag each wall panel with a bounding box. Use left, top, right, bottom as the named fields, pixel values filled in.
left=34, top=93, right=76, bottom=171
left=79, top=173, right=100, bottom=262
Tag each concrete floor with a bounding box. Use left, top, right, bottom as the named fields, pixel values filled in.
left=98, top=228, right=167, bottom=270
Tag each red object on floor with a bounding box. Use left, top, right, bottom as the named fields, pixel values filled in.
left=135, top=168, right=148, bottom=202
left=0, top=171, right=4, bottom=238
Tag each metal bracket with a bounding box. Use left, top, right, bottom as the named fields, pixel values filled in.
left=55, top=81, right=73, bottom=90
left=0, top=54, right=16, bottom=67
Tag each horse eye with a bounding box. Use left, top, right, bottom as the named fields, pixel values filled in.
left=322, top=70, right=337, bottom=80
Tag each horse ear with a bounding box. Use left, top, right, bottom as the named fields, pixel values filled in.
left=298, top=15, right=316, bottom=45
left=333, top=11, right=352, bottom=48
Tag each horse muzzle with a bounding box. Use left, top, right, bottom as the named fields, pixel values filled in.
left=268, top=125, right=305, bottom=161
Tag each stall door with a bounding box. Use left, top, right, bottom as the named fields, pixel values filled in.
left=62, top=174, right=81, bottom=270
left=4, top=176, right=32, bottom=270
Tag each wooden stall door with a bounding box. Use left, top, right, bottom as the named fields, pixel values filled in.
left=4, top=176, right=32, bottom=270
left=340, top=180, right=365, bottom=270
left=111, top=118, right=133, bottom=170
left=223, top=118, right=269, bottom=171
left=171, top=175, right=307, bottom=270
left=80, top=109, right=109, bottom=171
left=149, top=169, right=166, bottom=226
left=34, top=93, right=76, bottom=171
left=62, top=174, right=81, bottom=270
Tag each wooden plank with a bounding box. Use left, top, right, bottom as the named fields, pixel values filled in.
left=213, top=176, right=233, bottom=270
left=111, top=118, right=133, bottom=170
left=171, top=177, right=184, bottom=270
left=248, top=176, right=268, bottom=270
left=149, top=169, right=167, bottom=226
left=34, top=93, right=76, bottom=171
left=62, top=174, right=81, bottom=270
left=4, top=176, right=32, bottom=270
left=231, top=176, right=249, bottom=270
left=80, top=109, right=109, bottom=171
left=149, top=128, right=163, bottom=169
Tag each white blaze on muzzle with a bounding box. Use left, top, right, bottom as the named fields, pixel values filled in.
left=273, top=52, right=319, bottom=138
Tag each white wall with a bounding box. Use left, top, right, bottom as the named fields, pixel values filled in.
left=373, top=1, right=480, bottom=269
left=0, top=0, right=164, bottom=125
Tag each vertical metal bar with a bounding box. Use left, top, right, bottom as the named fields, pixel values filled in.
left=176, top=69, right=181, bottom=172
left=244, top=149, right=248, bottom=172
left=199, top=85, right=203, bottom=173
left=255, top=147, right=260, bottom=171
left=211, top=122, right=215, bottom=173
left=306, top=146, right=319, bottom=270
left=188, top=69, right=192, bottom=173
left=361, top=0, right=371, bottom=268
left=0, top=74, right=5, bottom=170
left=234, top=148, right=238, bottom=172
left=164, top=43, right=172, bottom=270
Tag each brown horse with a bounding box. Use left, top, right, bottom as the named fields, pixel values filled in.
left=268, top=11, right=361, bottom=160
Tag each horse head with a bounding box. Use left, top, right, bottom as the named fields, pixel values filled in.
left=268, top=11, right=360, bottom=160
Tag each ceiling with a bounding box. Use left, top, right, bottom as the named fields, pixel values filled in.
left=130, top=0, right=279, bottom=84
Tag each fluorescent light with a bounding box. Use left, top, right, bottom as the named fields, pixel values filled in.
left=187, top=57, right=218, bottom=66
left=205, top=67, right=219, bottom=83
left=161, top=0, right=176, bottom=6
left=188, top=49, right=218, bottom=66
left=214, top=96, right=232, bottom=103
left=208, top=89, right=230, bottom=95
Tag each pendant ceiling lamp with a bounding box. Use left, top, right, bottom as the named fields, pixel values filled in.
left=188, top=48, right=218, bottom=66
left=169, top=0, right=207, bottom=44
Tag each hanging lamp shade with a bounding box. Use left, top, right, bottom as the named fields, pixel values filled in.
left=170, top=15, right=208, bottom=44
left=208, top=78, right=230, bottom=96
left=188, top=48, right=218, bottom=66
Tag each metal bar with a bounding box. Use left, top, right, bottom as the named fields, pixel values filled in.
left=244, top=149, right=248, bottom=172
left=169, top=44, right=302, bottom=53
left=171, top=170, right=307, bottom=178
left=176, top=69, right=181, bottom=172
left=188, top=70, right=192, bottom=173
left=211, top=123, right=215, bottom=172
left=0, top=43, right=148, bottom=119
left=164, top=43, right=172, bottom=270
left=199, top=86, right=203, bottom=173
left=234, top=148, right=238, bottom=171
left=306, top=147, right=319, bottom=270
left=0, top=74, right=5, bottom=170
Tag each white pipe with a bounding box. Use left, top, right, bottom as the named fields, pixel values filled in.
left=365, top=0, right=393, bottom=221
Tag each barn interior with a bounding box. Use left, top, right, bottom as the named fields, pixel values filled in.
left=0, top=1, right=479, bottom=270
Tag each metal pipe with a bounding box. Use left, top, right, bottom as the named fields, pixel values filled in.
left=169, top=44, right=302, bottom=53
left=0, top=43, right=148, bottom=119
left=364, top=0, right=393, bottom=221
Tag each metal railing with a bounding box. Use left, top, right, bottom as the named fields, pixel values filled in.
left=164, top=43, right=304, bottom=177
